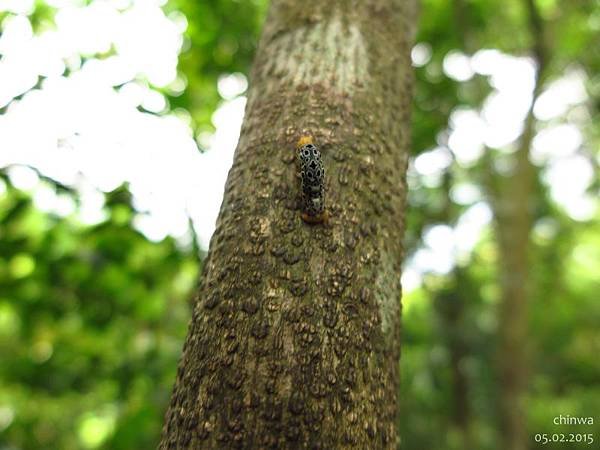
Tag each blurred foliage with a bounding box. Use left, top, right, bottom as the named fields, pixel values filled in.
left=400, top=217, right=600, bottom=449
left=0, top=0, right=599, bottom=449
left=164, top=0, right=268, bottom=137
left=402, top=0, right=600, bottom=449
left=0, top=175, right=199, bottom=449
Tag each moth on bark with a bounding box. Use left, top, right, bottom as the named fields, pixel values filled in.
left=296, top=135, right=328, bottom=224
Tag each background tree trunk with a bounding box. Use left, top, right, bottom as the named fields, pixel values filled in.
left=493, top=103, right=535, bottom=450
left=493, top=2, right=547, bottom=448
left=159, top=0, right=416, bottom=448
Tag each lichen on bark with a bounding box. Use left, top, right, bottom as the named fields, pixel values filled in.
left=160, top=1, right=416, bottom=448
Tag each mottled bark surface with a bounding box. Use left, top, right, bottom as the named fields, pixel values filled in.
left=160, top=0, right=416, bottom=448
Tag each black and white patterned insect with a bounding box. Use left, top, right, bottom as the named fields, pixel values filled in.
left=296, top=136, right=327, bottom=224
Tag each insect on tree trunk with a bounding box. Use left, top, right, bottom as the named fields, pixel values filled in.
left=160, top=0, right=417, bottom=448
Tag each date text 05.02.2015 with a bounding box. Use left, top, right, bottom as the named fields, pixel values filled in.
left=534, top=433, right=594, bottom=445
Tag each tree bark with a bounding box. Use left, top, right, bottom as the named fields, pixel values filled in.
left=159, top=0, right=416, bottom=449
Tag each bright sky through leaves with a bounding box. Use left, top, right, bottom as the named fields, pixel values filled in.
left=0, top=0, right=596, bottom=290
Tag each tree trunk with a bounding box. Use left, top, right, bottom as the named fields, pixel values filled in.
left=494, top=2, right=546, bottom=449
left=159, top=0, right=416, bottom=449
left=494, top=116, right=534, bottom=450
left=437, top=168, right=473, bottom=449
left=440, top=287, right=473, bottom=450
